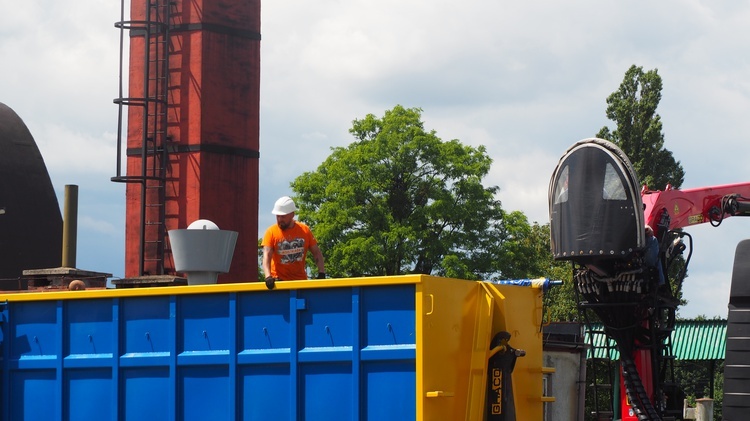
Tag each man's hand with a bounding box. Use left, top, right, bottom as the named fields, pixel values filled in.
left=265, top=276, right=278, bottom=290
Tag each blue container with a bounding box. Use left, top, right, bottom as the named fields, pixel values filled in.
left=0, top=280, right=417, bottom=421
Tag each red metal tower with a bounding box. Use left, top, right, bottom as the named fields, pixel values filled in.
left=113, top=0, right=260, bottom=282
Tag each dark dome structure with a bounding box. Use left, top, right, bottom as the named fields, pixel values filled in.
left=548, top=138, right=645, bottom=265
left=0, top=102, right=62, bottom=280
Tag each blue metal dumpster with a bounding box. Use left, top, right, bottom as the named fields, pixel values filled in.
left=0, top=275, right=546, bottom=420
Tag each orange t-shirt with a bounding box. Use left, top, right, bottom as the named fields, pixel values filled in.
left=262, top=221, right=318, bottom=280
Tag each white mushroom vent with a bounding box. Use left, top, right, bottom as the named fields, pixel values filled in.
left=188, top=219, right=220, bottom=230
left=168, top=219, right=238, bottom=285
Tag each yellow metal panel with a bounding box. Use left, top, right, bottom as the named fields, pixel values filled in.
left=465, top=283, right=496, bottom=420
left=0, top=274, right=423, bottom=302
left=417, top=276, right=480, bottom=420
left=416, top=277, right=545, bottom=421
left=486, top=282, right=546, bottom=420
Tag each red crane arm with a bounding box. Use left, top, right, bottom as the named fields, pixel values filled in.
left=642, top=182, right=750, bottom=235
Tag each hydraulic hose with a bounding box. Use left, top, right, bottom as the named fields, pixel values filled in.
left=620, top=351, right=661, bottom=420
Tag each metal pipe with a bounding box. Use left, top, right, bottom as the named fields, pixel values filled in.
left=62, top=184, right=78, bottom=268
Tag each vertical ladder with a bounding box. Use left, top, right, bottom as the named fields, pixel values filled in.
left=112, top=0, right=173, bottom=276
left=652, top=298, right=680, bottom=419
left=581, top=307, right=617, bottom=420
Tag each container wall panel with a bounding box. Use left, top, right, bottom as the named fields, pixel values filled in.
left=121, top=296, right=171, bottom=355
left=10, top=369, right=56, bottom=421
left=66, top=299, right=114, bottom=357
left=240, top=364, right=291, bottom=420
left=362, top=361, right=416, bottom=420
left=179, top=294, right=230, bottom=353
left=299, top=288, right=353, bottom=349
left=122, top=367, right=170, bottom=421
left=11, top=301, right=58, bottom=359
left=180, top=366, right=230, bottom=421
left=301, top=362, right=353, bottom=420
left=238, top=291, right=290, bottom=351
left=66, top=368, right=113, bottom=421
left=362, top=285, right=415, bottom=347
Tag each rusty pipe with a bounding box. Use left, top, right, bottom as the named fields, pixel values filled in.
left=62, top=184, right=78, bottom=268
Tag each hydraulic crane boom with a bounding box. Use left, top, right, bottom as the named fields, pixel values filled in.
left=643, top=182, right=750, bottom=237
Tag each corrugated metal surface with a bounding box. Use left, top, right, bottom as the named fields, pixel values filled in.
left=586, top=320, right=726, bottom=360
left=672, top=320, right=727, bottom=360
left=0, top=279, right=420, bottom=421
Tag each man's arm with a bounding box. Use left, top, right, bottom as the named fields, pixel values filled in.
left=309, top=244, right=325, bottom=274
left=262, top=245, right=274, bottom=278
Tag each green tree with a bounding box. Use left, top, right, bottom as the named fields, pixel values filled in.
left=291, top=105, right=538, bottom=280
left=598, top=65, right=691, bottom=303
left=597, top=65, right=685, bottom=190
left=525, top=222, right=577, bottom=321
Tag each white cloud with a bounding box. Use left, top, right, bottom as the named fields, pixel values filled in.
left=34, top=123, right=117, bottom=176
left=680, top=270, right=732, bottom=319
left=2, top=0, right=749, bottom=306
left=79, top=214, right=120, bottom=237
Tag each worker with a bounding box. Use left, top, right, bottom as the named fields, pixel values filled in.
left=643, top=225, right=665, bottom=286
left=261, top=196, right=325, bottom=289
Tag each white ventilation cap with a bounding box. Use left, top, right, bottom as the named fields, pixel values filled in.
left=187, top=219, right=220, bottom=230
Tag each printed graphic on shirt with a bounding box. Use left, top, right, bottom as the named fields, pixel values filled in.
left=278, top=237, right=306, bottom=264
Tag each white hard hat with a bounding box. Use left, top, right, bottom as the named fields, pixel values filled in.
left=272, top=196, right=297, bottom=215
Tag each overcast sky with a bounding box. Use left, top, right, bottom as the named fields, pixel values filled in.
left=2, top=0, right=749, bottom=318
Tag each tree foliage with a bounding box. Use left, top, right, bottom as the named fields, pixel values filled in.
left=597, top=65, right=685, bottom=190
left=597, top=65, right=691, bottom=305
left=674, top=359, right=723, bottom=421
left=291, top=105, right=542, bottom=280
left=527, top=222, right=577, bottom=321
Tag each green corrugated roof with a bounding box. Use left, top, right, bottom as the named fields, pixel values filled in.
left=585, top=320, right=726, bottom=361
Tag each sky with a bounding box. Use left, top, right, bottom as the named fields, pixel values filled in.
left=1, top=0, right=749, bottom=319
